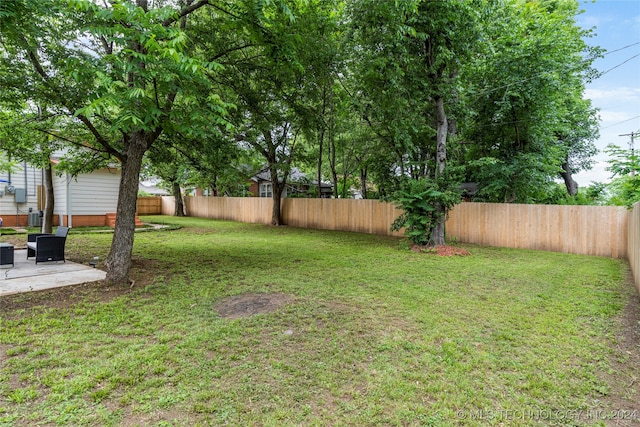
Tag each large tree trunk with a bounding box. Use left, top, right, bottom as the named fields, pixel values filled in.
left=430, top=96, right=448, bottom=246
left=172, top=181, right=185, bottom=216
left=271, top=185, right=284, bottom=225
left=360, top=167, right=367, bottom=199
left=269, top=164, right=285, bottom=225
left=560, top=160, right=578, bottom=196
left=317, top=131, right=324, bottom=198
left=104, top=132, right=147, bottom=285
left=317, top=85, right=327, bottom=199
left=43, top=163, right=55, bottom=234
left=209, top=173, right=219, bottom=197
left=326, top=86, right=339, bottom=199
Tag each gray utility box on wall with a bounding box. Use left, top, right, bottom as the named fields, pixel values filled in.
left=14, top=188, right=26, bottom=203
left=28, top=212, right=42, bottom=227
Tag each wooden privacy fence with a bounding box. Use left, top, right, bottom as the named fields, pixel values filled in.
left=446, top=202, right=629, bottom=259
left=178, top=196, right=632, bottom=259
left=152, top=196, right=640, bottom=292
left=186, top=196, right=273, bottom=224
left=283, top=198, right=405, bottom=236
left=146, top=195, right=638, bottom=291
left=136, top=197, right=163, bottom=215
left=181, top=196, right=403, bottom=236
left=629, top=202, right=640, bottom=295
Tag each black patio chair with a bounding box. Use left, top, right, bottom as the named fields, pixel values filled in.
left=26, top=226, right=69, bottom=264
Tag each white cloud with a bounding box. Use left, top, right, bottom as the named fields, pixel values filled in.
left=578, top=15, right=601, bottom=29
left=585, top=87, right=640, bottom=102
left=598, top=110, right=637, bottom=123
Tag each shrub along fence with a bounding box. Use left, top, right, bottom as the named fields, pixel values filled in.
left=143, top=196, right=639, bottom=294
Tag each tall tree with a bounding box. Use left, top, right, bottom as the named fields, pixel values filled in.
left=349, top=0, right=479, bottom=245
left=144, top=143, right=187, bottom=216
left=555, top=95, right=599, bottom=196
left=461, top=0, right=600, bottom=202
left=605, top=143, right=640, bottom=208
left=207, top=0, right=336, bottom=223
left=0, top=0, right=231, bottom=284
left=0, top=108, right=62, bottom=233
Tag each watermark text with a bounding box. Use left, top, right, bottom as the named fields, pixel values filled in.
left=455, top=408, right=638, bottom=422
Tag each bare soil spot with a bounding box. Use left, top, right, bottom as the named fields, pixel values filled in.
left=0, top=281, right=131, bottom=318
left=214, top=292, right=294, bottom=319
left=410, top=244, right=471, bottom=256
left=0, top=256, right=162, bottom=320
left=1, top=235, right=25, bottom=249
left=128, top=256, right=167, bottom=288
left=0, top=344, right=10, bottom=368
left=602, top=291, right=640, bottom=423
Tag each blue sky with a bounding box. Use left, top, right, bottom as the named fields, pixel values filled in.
left=575, top=0, right=640, bottom=185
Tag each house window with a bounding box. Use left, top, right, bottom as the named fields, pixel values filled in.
left=259, top=183, right=272, bottom=198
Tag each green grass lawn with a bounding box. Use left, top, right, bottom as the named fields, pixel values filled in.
left=0, top=216, right=638, bottom=426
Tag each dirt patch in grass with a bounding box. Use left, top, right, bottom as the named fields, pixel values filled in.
left=116, top=408, right=195, bottom=427
left=0, top=235, right=25, bottom=249
left=411, top=244, right=471, bottom=256
left=602, top=291, right=640, bottom=422
left=0, top=281, right=131, bottom=318
left=0, top=344, right=10, bottom=368
left=214, top=292, right=294, bottom=319
left=128, top=256, right=167, bottom=288
left=0, top=257, right=166, bottom=318
left=0, top=259, right=158, bottom=315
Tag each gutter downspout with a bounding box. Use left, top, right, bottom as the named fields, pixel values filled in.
left=24, top=161, right=28, bottom=201
left=66, top=172, right=72, bottom=227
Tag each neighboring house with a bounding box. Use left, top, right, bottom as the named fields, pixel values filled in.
left=51, top=160, right=122, bottom=227
left=460, top=182, right=479, bottom=201
left=248, top=167, right=333, bottom=198
left=139, top=178, right=170, bottom=196
left=0, top=161, right=42, bottom=228
left=0, top=159, right=136, bottom=228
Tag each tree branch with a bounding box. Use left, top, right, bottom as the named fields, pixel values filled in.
left=23, top=41, right=121, bottom=159
left=75, top=114, right=123, bottom=160
left=35, top=128, right=112, bottom=155
left=162, top=0, right=210, bottom=27
left=26, top=49, right=50, bottom=82
left=209, top=43, right=257, bottom=62
left=208, top=3, right=243, bottom=21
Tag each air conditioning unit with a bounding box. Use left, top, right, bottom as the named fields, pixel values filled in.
left=28, top=212, right=42, bottom=227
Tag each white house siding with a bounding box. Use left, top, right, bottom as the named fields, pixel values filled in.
left=54, top=168, right=120, bottom=216
left=0, top=162, right=43, bottom=216
left=52, top=171, right=68, bottom=215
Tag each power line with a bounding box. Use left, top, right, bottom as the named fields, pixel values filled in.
left=601, top=114, right=640, bottom=130
left=602, top=41, right=640, bottom=56
left=473, top=42, right=640, bottom=98
left=599, top=53, right=640, bottom=77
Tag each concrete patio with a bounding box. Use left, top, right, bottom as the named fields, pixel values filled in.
left=0, top=249, right=106, bottom=296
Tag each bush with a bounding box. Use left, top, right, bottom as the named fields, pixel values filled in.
left=389, top=177, right=461, bottom=246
